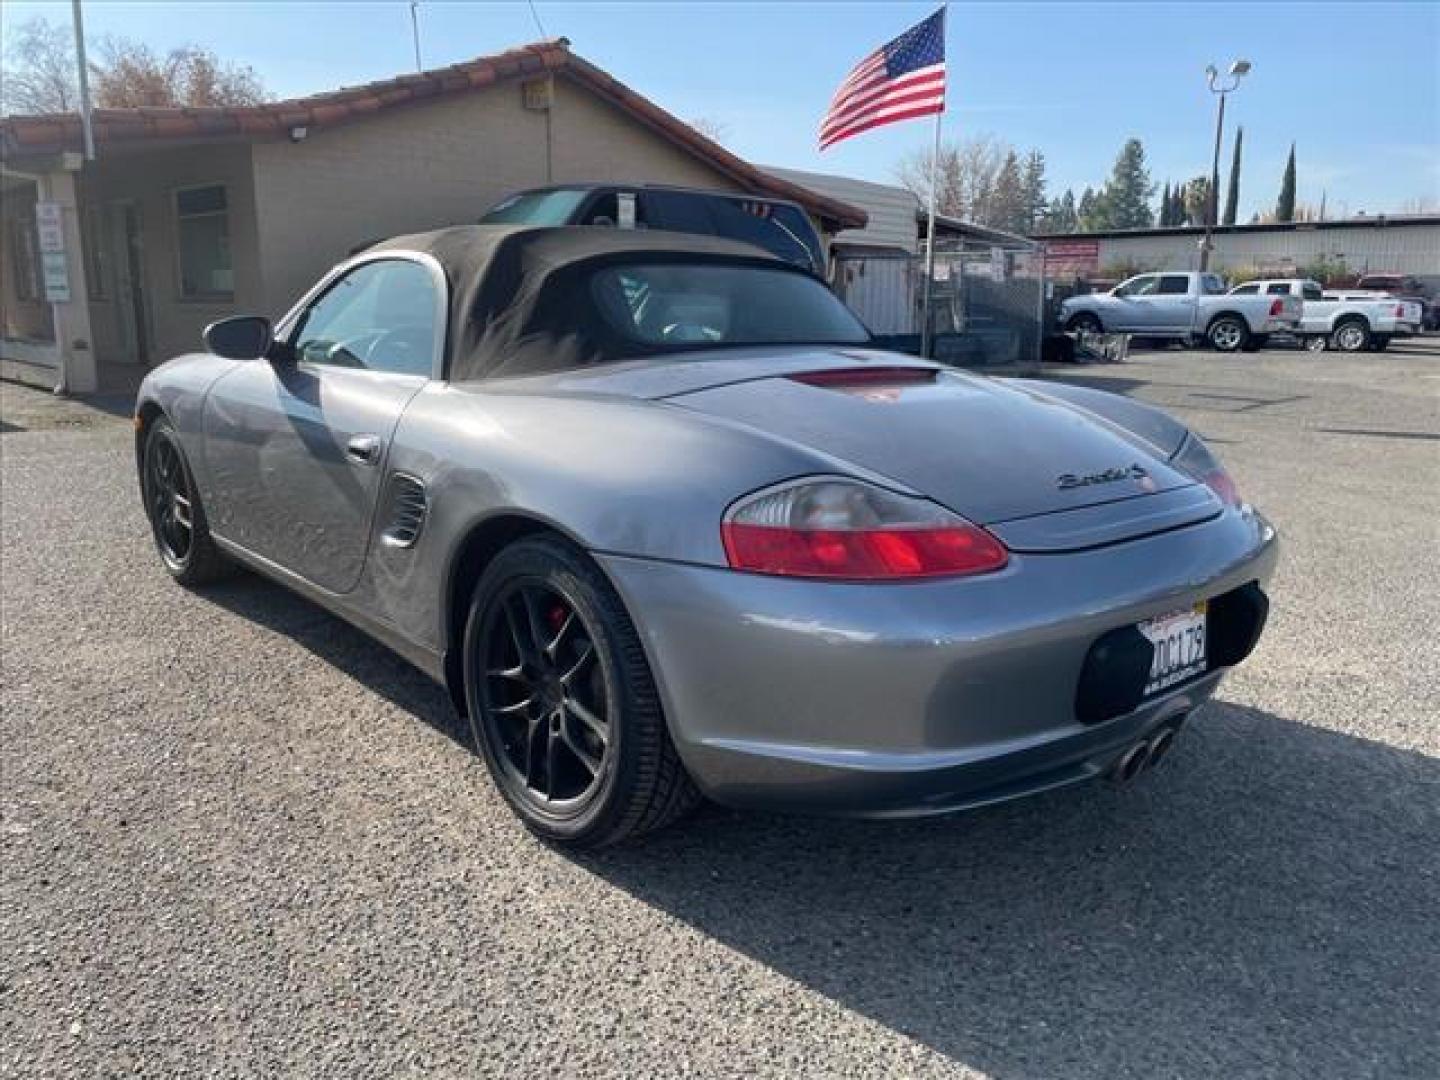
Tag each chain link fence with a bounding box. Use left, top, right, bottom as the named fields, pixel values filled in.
left=833, top=238, right=1045, bottom=372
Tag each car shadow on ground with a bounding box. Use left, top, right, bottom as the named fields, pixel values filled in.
left=579, top=705, right=1437, bottom=1077
left=198, top=573, right=1436, bottom=1078
left=200, top=573, right=472, bottom=748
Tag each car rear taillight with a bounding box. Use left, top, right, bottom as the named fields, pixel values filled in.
left=1269, top=299, right=1285, bottom=317
left=721, top=478, right=1008, bottom=580
left=1396, top=304, right=1406, bottom=317
left=1172, top=434, right=1241, bottom=508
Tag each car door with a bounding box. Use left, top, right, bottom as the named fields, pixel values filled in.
left=1108, top=274, right=1161, bottom=330
left=201, top=255, right=444, bottom=594
left=1147, top=274, right=1195, bottom=331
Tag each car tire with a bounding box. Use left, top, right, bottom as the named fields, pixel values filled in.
left=462, top=535, right=701, bottom=847
left=1207, top=315, right=1250, bottom=352
left=1065, top=312, right=1103, bottom=335
left=141, top=418, right=233, bottom=586
left=1330, top=318, right=1370, bottom=352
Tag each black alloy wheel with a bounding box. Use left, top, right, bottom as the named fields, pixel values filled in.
left=463, top=536, right=700, bottom=846
left=145, top=430, right=195, bottom=569
left=141, top=419, right=231, bottom=585
left=480, top=578, right=611, bottom=808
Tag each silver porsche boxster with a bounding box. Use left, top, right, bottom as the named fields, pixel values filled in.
left=135, top=225, right=1276, bottom=846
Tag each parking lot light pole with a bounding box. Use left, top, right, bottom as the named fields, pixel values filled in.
left=1200, top=59, right=1251, bottom=272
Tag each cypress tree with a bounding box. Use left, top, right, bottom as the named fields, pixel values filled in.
left=1223, top=127, right=1243, bottom=226
left=1276, top=143, right=1297, bottom=223
left=1159, top=181, right=1172, bottom=226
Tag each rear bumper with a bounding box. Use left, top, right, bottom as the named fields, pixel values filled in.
left=599, top=507, right=1278, bottom=817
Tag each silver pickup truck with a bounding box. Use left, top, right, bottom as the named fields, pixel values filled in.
left=1228, top=278, right=1424, bottom=352
left=1059, top=271, right=1302, bottom=352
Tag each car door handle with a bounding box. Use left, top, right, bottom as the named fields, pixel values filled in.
left=345, top=434, right=383, bottom=466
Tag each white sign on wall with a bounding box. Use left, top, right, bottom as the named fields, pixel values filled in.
left=42, top=252, right=71, bottom=302
left=36, top=201, right=66, bottom=254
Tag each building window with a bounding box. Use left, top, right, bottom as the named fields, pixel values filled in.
left=8, top=218, right=42, bottom=301
left=174, top=184, right=233, bottom=299
left=82, top=205, right=109, bottom=300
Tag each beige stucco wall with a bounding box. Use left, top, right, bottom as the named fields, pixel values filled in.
left=79, top=141, right=263, bottom=366
left=251, top=76, right=743, bottom=316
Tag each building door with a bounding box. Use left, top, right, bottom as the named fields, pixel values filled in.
left=111, top=202, right=150, bottom=365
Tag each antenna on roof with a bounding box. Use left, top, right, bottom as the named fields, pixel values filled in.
left=409, top=1, right=423, bottom=72
left=527, top=0, right=549, bottom=38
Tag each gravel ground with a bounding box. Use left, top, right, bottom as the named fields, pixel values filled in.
left=2, top=342, right=1437, bottom=1079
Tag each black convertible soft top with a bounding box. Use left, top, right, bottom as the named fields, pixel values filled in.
left=367, top=224, right=801, bottom=382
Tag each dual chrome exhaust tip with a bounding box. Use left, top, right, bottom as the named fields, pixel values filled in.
left=1109, top=721, right=1184, bottom=784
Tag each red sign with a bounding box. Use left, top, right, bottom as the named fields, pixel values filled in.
left=1044, top=239, right=1100, bottom=277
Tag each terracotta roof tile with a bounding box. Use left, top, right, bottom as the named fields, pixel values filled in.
left=0, top=39, right=865, bottom=229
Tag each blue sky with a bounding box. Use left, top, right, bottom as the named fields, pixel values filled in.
left=5, top=1, right=1438, bottom=220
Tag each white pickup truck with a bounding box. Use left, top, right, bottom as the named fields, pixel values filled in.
left=1228, top=278, right=1423, bottom=352
left=1059, top=271, right=1302, bottom=352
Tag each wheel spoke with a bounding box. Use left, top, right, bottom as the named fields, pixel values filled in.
left=504, top=590, right=545, bottom=666
left=558, top=720, right=601, bottom=777
left=172, top=493, right=193, bottom=531
left=557, top=641, right=595, bottom=686
left=492, top=695, right=536, bottom=717
left=543, top=723, right=559, bottom=799
left=487, top=663, right=527, bottom=682
left=523, top=715, right=546, bottom=788
left=544, top=609, right=577, bottom=661
left=519, top=587, right=548, bottom=663
left=565, top=697, right=608, bottom=745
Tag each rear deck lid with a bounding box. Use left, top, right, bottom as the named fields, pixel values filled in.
left=663, top=360, right=1216, bottom=542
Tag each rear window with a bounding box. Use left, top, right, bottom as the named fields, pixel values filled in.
left=590, top=263, right=866, bottom=349
left=1302, top=283, right=1324, bottom=301
left=1230, top=284, right=1259, bottom=295
left=1266, top=283, right=1291, bottom=296
left=482, top=189, right=590, bottom=225
left=643, top=191, right=823, bottom=272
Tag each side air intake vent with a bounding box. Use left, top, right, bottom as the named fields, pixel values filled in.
left=380, top=474, right=427, bottom=549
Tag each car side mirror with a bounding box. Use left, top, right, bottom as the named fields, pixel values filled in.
left=203, top=315, right=274, bottom=360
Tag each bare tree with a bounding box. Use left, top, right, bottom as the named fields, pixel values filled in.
left=895, top=134, right=1009, bottom=227
left=1, top=17, right=269, bottom=114
left=688, top=116, right=730, bottom=145
left=1397, top=195, right=1440, bottom=215
left=1, top=17, right=77, bottom=114
left=92, top=39, right=267, bottom=108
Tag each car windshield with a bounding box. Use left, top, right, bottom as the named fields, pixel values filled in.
left=590, top=263, right=868, bottom=350
left=481, top=189, right=590, bottom=225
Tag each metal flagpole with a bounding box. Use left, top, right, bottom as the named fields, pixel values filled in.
left=920, top=108, right=942, bottom=358
left=71, top=0, right=95, bottom=160
left=410, top=2, right=423, bottom=72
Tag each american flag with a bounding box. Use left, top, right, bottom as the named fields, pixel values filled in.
left=819, top=9, right=946, bottom=151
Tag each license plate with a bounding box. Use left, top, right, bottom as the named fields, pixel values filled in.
left=1139, top=602, right=1207, bottom=696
